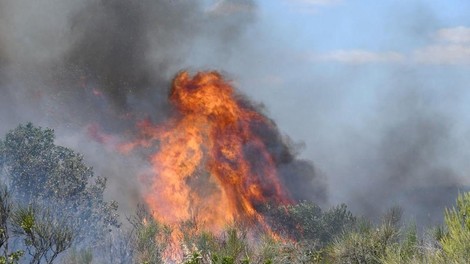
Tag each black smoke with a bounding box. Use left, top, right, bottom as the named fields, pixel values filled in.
left=0, top=0, right=327, bottom=219
left=1, top=0, right=466, bottom=230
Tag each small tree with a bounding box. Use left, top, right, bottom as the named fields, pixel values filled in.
left=0, top=123, right=119, bottom=244
left=0, top=184, right=74, bottom=264
left=11, top=205, right=74, bottom=264
left=0, top=185, right=23, bottom=264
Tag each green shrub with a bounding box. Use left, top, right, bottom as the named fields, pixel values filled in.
left=439, top=192, right=470, bottom=262
left=265, top=202, right=355, bottom=244
left=61, top=248, right=93, bottom=264
left=330, top=211, right=400, bottom=264
left=0, top=123, right=119, bottom=245
left=129, top=206, right=171, bottom=264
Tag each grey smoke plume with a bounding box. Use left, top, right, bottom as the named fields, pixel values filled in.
left=350, top=82, right=467, bottom=225
left=0, top=0, right=326, bottom=219
left=0, top=0, right=257, bottom=124
left=231, top=1, right=470, bottom=225
left=1, top=0, right=468, bottom=228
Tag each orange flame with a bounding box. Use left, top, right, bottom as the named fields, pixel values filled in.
left=124, top=71, right=292, bottom=257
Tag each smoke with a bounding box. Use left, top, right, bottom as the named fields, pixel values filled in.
left=0, top=0, right=468, bottom=229
left=0, top=0, right=253, bottom=216
left=224, top=1, right=470, bottom=226
left=350, top=80, right=467, bottom=225
left=0, top=0, right=257, bottom=124
left=55, top=0, right=258, bottom=123
left=59, top=1, right=197, bottom=118
left=0, top=0, right=327, bottom=222
left=245, top=108, right=328, bottom=204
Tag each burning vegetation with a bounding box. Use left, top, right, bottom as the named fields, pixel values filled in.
left=1, top=0, right=469, bottom=263
left=119, top=71, right=295, bottom=258
left=1, top=121, right=470, bottom=263
left=123, top=71, right=292, bottom=232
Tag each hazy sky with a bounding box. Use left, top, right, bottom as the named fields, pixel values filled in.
left=186, top=0, right=470, bottom=218
left=244, top=0, right=470, bottom=162
left=190, top=0, right=470, bottom=148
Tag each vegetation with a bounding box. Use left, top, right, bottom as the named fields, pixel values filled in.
left=1, top=123, right=470, bottom=263
left=0, top=123, right=119, bottom=244
left=129, top=206, right=172, bottom=264
left=0, top=185, right=73, bottom=264
left=0, top=123, right=118, bottom=263
left=439, top=191, right=470, bottom=263
left=265, top=202, right=356, bottom=244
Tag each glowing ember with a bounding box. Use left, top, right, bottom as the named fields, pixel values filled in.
left=123, top=71, right=292, bottom=257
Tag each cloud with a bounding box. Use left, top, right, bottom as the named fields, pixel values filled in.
left=286, top=0, right=342, bottom=14
left=292, top=0, right=342, bottom=5
left=314, top=50, right=405, bottom=64
left=413, top=44, right=470, bottom=65
left=436, top=26, right=470, bottom=44
left=311, top=26, right=470, bottom=65
left=412, top=26, right=470, bottom=65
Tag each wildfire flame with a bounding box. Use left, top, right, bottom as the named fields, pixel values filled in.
left=123, top=71, right=292, bottom=257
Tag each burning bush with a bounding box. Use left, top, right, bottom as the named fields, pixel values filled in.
left=122, top=71, right=294, bottom=237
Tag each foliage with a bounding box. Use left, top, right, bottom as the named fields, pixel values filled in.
left=0, top=184, right=74, bottom=264
left=265, top=201, right=356, bottom=244
left=0, top=123, right=119, bottom=244
left=0, top=250, right=24, bottom=264
left=379, top=224, right=430, bottom=264
left=180, top=227, right=251, bottom=264
left=11, top=205, right=74, bottom=264
left=182, top=244, right=203, bottom=264
left=129, top=205, right=172, bottom=264
left=328, top=194, right=470, bottom=264
left=254, top=237, right=322, bottom=264
left=329, top=209, right=400, bottom=264
left=129, top=195, right=470, bottom=264
left=2, top=123, right=470, bottom=264
left=0, top=184, right=23, bottom=264
left=439, top=191, right=470, bottom=262
left=0, top=185, right=11, bottom=256
left=94, top=228, right=135, bottom=264
left=209, top=228, right=250, bottom=264
left=79, top=191, right=470, bottom=264
left=60, top=248, right=93, bottom=264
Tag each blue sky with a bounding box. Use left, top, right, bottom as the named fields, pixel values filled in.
left=240, top=0, right=470, bottom=131
left=260, top=0, right=470, bottom=53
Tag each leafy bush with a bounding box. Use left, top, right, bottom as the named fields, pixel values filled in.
left=180, top=226, right=251, bottom=264
left=0, top=184, right=74, bottom=264
left=329, top=209, right=400, bottom=264
left=439, top=192, right=470, bottom=262
left=265, top=202, right=355, bottom=244
left=129, top=205, right=171, bottom=264
left=2, top=123, right=469, bottom=264
left=60, top=248, right=93, bottom=264
left=0, top=123, right=119, bottom=244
